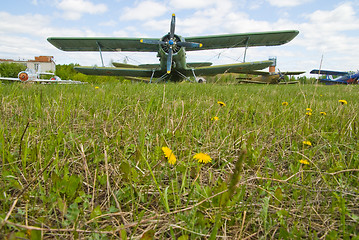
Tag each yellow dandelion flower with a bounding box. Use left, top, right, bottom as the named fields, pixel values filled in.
left=211, top=116, right=219, bottom=121
left=299, top=159, right=310, bottom=165
left=320, top=111, right=327, bottom=116
left=193, top=152, right=212, bottom=164
left=217, top=101, right=226, bottom=107
left=303, top=141, right=312, bottom=146
left=306, top=108, right=312, bottom=112
left=95, top=86, right=99, bottom=89
left=162, top=147, right=176, bottom=165
left=306, top=112, right=312, bottom=116
left=282, top=102, right=289, bottom=106
left=339, top=100, right=347, bottom=105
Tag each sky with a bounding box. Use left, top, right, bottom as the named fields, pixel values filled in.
left=1, top=0, right=359, bottom=76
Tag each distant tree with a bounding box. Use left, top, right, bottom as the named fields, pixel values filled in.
left=0, top=62, right=27, bottom=78
left=55, top=63, right=124, bottom=83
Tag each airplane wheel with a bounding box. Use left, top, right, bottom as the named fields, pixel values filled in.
left=196, top=77, right=206, bottom=83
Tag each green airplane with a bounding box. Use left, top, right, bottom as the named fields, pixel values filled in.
left=237, top=71, right=304, bottom=84
left=47, top=14, right=299, bottom=82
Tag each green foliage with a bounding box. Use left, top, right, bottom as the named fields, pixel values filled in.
left=0, top=62, right=27, bottom=78
left=0, top=82, right=358, bottom=239
left=55, top=63, right=124, bottom=83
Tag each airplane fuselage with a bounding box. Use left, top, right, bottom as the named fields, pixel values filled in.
left=157, top=34, right=190, bottom=81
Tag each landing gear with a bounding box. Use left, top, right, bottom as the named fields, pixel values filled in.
left=196, top=77, right=207, bottom=83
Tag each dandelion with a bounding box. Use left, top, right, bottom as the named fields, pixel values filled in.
left=306, top=108, right=312, bottom=112
left=217, top=101, right=226, bottom=107
left=339, top=100, right=347, bottom=105
left=211, top=116, right=219, bottom=121
left=320, top=111, right=327, bottom=116
left=95, top=86, right=99, bottom=89
left=299, top=159, right=310, bottom=165
left=193, top=153, right=212, bottom=164
left=162, top=147, right=176, bottom=165
left=303, top=141, right=312, bottom=146
left=306, top=112, right=312, bottom=116
left=282, top=102, right=289, bottom=106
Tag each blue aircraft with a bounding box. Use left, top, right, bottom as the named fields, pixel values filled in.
left=310, top=69, right=359, bottom=84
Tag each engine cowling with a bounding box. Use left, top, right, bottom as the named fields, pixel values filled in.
left=18, top=72, right=29, bottom=82
left=160, top=33, right=182, bottom=54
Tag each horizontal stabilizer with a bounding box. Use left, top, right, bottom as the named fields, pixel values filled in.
left=310, top=69, right=348, bottom=76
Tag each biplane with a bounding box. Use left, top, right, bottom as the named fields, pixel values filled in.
left=47, top=14, right=299, bottom=82
left=237, top=71, right=304, bottom=84
left=310, top=69, right=359, bottom=84
left=0, top=68, right=85, bottom=84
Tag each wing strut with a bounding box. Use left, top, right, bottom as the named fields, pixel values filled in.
left=96, top=41, right=105, bottom=67
left=150, top=69, right=155, bottom=83
left=243, top=37, right=250, bottom=63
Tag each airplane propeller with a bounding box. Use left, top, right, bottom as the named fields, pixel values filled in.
left=278, top=69, right=285, bottom=80
left=140, top=13, right=202, bottom=74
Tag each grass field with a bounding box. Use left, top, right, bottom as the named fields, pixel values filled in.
left=0, top=81, right=358, bottom=239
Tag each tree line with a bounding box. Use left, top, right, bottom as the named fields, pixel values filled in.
left=0, top=62, right=319, bottom=84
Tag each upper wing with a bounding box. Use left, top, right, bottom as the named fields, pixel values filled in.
left=310, top=69, right=348, bottom=76
left=47, top=37, right=159, bottom=52
left=185, top=30, right=299, bottom=51
left=189, top=60, right=273, bottom=76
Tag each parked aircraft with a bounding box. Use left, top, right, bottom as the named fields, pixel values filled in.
left=237, top=70, right=303, bottom=84
left=47, top=14, right=299, bottom=82
left=310, top=69, right=359, bottom=84
left=237, top=57, right=304, bottom=84
left=0, top=68, right=85, bottom=84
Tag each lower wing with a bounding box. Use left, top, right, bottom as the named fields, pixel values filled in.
left=74, top=66, right=163, bottom=78
left=190, top=60, right=273, bottom=76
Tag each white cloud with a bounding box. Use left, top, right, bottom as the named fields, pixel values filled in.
left=56, top=0, right=107, bottom=20
left=0, top=12, right=49, bottom=37
left=169, top=0, right=222, bottom=9
left=267, top=0, right=312, bottom=7
left=120, top=1, right=168, bottom=21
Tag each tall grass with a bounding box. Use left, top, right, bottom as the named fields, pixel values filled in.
left=0, top=81, right=358, bottom=239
